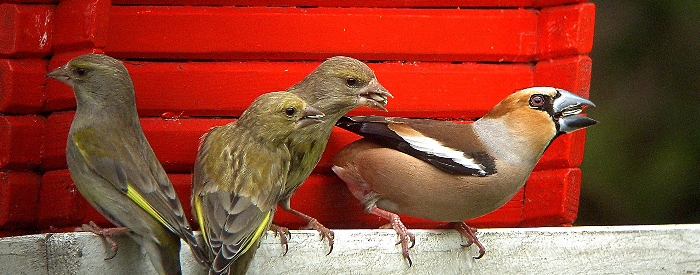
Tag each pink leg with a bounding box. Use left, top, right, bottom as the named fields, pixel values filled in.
left=370, top=207, right=416, bottom=266
left=269, top=223, right=291, bottom=255
left=283, top=208, right=334, bottom=255
left=76, top=221, right=131, bottom=260
left=449, top=222, right=485, bottom=259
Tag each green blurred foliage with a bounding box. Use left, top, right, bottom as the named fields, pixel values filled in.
left=577, top=0, right=700, bottom=225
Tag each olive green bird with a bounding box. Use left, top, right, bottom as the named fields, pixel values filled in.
left=276, top=56, right=392, bottom=251
left=46, top=54, right=208, bottom=275
left=192, top=91, right=324, bottom=275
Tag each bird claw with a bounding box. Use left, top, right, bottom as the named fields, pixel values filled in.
left=451, top=222, right=485, bottom=259
left=372, top=208, right=415, bottom=267
left=301, top=219, right=334, bottom=255
left=285, top=208, right=334, bottom=254
left=269, top=224, right=291, bottom=256
left=76, top=221, right=131, bottom=260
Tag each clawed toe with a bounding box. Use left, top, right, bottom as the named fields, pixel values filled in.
left=269, top=224, right=291, bottom=256
left=452, top=222, right=486, bottom=259
left=77, top=221, right=130, bottom=260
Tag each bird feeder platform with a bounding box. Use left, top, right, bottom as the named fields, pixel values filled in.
left=1, top=0, right=594, bottom=236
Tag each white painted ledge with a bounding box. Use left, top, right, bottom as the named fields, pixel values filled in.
left=1, top=224, right=699, bottom=274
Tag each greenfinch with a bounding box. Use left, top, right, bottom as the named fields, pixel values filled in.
left=46, top=54, right=207, bottom=275
left=279, top=56, right=393, bottom=251
left=191, top=91, right=324, bottom=275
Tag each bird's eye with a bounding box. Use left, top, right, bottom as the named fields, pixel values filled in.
left=529, top=94, right=545, bottom=108
left=346, top=77, right=357, bottom=86
left=75, top=67, right=88, bottom=76
left=284, top=107, right=297, bottom=117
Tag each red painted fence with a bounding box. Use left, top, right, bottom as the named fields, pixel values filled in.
left=0, top=0, right=594, bottom=236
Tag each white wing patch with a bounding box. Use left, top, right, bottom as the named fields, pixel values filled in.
left=400, top=134, right=487, bottom=175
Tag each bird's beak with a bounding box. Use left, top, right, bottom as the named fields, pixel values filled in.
left=553, top=89, right=597, bottom=133
left=357, top=78, right=393, bottom=112
left=45, top=65, right=72, bottom=85
left=297, top=105, right=325, bottom=128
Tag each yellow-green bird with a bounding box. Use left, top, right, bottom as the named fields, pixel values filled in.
left=46, top=54, right=207, bottom=275
left=278, top=56, right=393, bottom=251
left=192, top=91, right=324, bottom=275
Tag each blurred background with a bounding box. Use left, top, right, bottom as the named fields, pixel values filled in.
left=576, top=0, right=700, bottom=225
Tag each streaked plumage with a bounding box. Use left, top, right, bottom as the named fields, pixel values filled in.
left=332, top=87, right=597, bottom=264
left=46, top=54, right=207, bottom=275
left=279, top=56, right=392, bottom=251
left=192, top=91, right=324, bottom=275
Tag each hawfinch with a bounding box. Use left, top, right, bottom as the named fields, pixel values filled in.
left=332, top=87, right=596, bottom=264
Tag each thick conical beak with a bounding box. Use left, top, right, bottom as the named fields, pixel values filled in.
left=297, top=105, right=325, bottom=128
left=45, top=66, right=72, bottom=85
left=553, top=89, right=597, bottom=133
left=357, top=78, right=393, bottom=112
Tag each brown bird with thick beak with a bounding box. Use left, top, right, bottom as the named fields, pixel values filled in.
left=332, top=87, right=597, bottom=265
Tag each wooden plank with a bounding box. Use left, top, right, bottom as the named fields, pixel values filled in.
left=44, top=59, right=534, bottom=115
left=40, top=112, right=585, bottom=173
left=534, top=55, right=592, bottom=98
left=536, top=3, right=595, bottom=60
left=521, top=168, right=581, bottom=226
left=37, top=168, right=576, bottom=231
left=0, top=115, right=44, bottom=171
left=50, top=0, right=110, bottom=52
left=0, top=4, right=53, bottom=58
left=273, top=174, right=525, bottom=229
left=109, top=0, right=568, bottom=8
left=0, top=58, right=46, bottom=113
left=0, top=0, right=588, bottom=6
left=6, top=224, right=697, bottom=274
left=0, top=171, right=41, bottom=229
left=101, top=6, right=538, bottom=62
left=36, top=170, right=196, bottom=229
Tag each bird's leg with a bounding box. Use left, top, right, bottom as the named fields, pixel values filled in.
left=370, top=207, right=415, bottom=266
left=450, top=222, right=485, bottom=259
left=268, top=223, right=291, bottom=256
left=282, top=207, right=334, bottom=254
left=75, top=221, right=131, bottom=260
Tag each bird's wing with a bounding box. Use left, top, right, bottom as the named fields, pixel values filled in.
left=192, top=128, right=286, bottom=273
left=70, top=127, right=207, bottom=263
left=336, top=116, right=496, bottom=176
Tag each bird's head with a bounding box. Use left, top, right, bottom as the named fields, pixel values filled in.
left=240, top=91, right=325, bottom=140
left=483, top=87, right=597, bottom=141
left=289, top=56, right=393, bottom=115
left=46, top=54, right=135, bottom=104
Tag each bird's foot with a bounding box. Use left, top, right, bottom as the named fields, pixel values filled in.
left=269, top=223, right=291, bottom=255
left=371, top=208, right=415, bottom=266
left=286, top=208, right=334, bottom=254
left=75, top=221, right=130, bottom=260
left=450, top=222, right=485, bottom=259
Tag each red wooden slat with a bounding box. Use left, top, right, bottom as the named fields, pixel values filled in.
left=521, top=168, right=581, bottom=226
left=274, top=169, right=577, bottom=229
left=110, top=0, right=548, bottom=8
left=534, top=55, right=592, bottom=98
left=44, top=60, right=534, bottom=116
left=37, top=170, right=197, bottom=229
left=0, top=171, right=41, bottom=229
left=536, top=3, right=595, bottom=60
left=0, top=0, right=588, bottom=7
left=37, top=168, right=576, bottom=231
left=0, top=4, right=53, bottom=58
left=101, top=6, right=538, bottom=62
left=0, top=115, right=44, bottom=171
left=0, top=58, right=46, bottom=113
left=51, top=0, right=110, bottom=52
left=41, top=112, right=585, bottom=173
